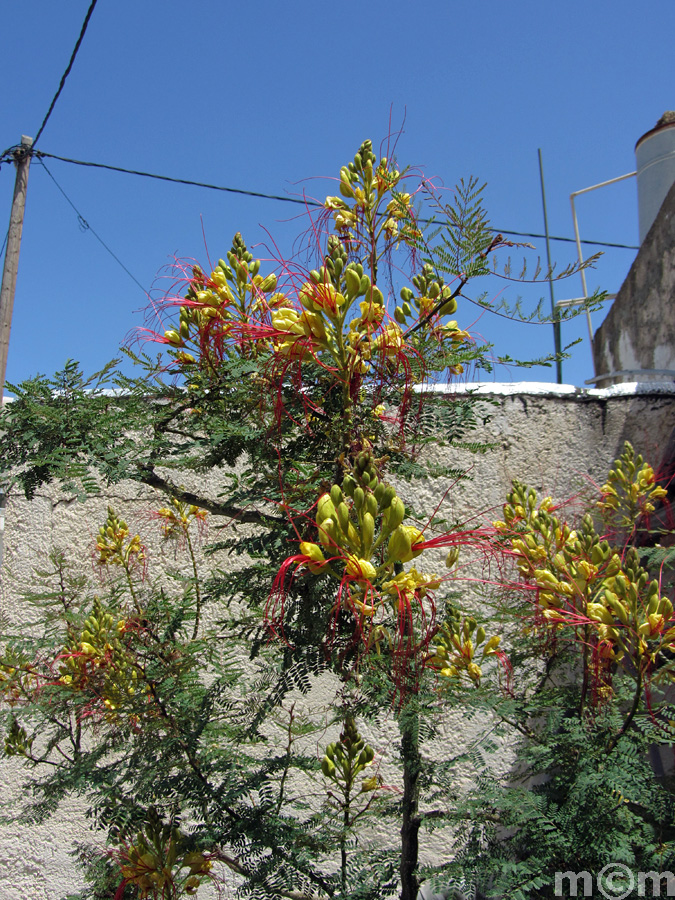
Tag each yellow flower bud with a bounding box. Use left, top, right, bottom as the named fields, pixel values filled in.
left=316, top=494, right=337, bottom=525
left=318, top=518, right=338, bottom=550
left=482, top=635, right=501, bottom=656
left=445, top=548, right=460, bottom=569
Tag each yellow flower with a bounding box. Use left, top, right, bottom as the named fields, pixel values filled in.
left=372, top=323, right=404, bottom=359
left=325, top=196, right=348, bottom=210
left=299, top=542, right=327, bottom=575
left=383, top=567, right=440, bottom=600
left=358, top=300, right=385, bottom=327
left=272, top=308, right=304, bottom=335
left=467, top=662, right=483, bottom=683
left=345, top=556, right=377, bottom=583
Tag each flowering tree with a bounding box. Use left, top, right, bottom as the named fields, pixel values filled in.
left=446, top=443, right=675, bottom=898
left=2, top=138, right=666, bottom=900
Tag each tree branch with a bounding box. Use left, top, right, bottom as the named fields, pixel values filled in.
left=135, top=463, right=285, bottom=527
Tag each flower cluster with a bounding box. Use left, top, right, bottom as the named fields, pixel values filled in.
left=160, top=231, right=281, bottom=369
left=117, top=811, right=213, bottom=899
left=156, top=497, right=207, bottom=542
left=58, top=598, right=140, bottom=718
left=287, top=447, right=426, bottom=619
left=428, top=608, right=501, bottom=684
left=0, top=650, right=37, bottom=708
left=598, top=440, right=667, bottom=531
left=495, top=447, right=674, bottom=690
left=149, top=140, right=472, bottom=408
left=272, top=444, right=500, bottom=687
left=321, top=717, right=376, bottom=794
left=324, top=139, right=421, bottom=247
left=96, top=506, right=145, bottom=570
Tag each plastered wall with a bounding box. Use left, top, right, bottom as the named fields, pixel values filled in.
left=1, top=381, right=674, bottom=899
left=593, top=178, right=675, bottom=384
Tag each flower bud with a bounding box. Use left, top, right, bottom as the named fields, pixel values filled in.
left=164, top=329, right=182, bottom=346
left=445, top=547, right=460, bottom=569
left=380, top=486, right=396, bottom=511
left=438, top=297, right=457, bottom=315
left=316, top=494, right=336, bottom=525
left=362, top=512, right=375, bottom=556
left=342, top=475, right=357, bottom=498
left=336, top=502, right=351, bottom=534
left=345, top=556, right=377, bottom=581
left=388, top=526, right=412, bottom=563
left=385, top=497, right=406, bottom=531
left=587, top=603, right=615, bottom=626
left=321, top=757, right=336, bottom=777
left=318, top=518, right=338, bottom=550
left=344, top=267, right=361, bottom=299
left=260, top=273, right=277, bottom=293
left=482, top=635, right=501, bottom=656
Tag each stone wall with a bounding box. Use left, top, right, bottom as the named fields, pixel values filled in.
left=1, top=382, right=674, bottom=899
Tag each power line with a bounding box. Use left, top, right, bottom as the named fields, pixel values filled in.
left=34, top=0, right=100, bottom=146
left=36, top=150, right=316, bottom=207
left=37, top=158, right=147, bottom=295
left=35, top=150, right=639, bottom=251
left=486, top=228, right=637, bottom=251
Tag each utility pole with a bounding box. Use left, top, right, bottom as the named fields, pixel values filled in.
left=0, top=135, right=34, bottom=404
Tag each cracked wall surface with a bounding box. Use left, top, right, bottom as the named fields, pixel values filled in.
left=1, top=383, right=674, bottom=898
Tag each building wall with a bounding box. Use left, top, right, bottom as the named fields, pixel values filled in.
left=1, top=382, right=674, bottom=899
left=593, top=180, right=675, bottom=384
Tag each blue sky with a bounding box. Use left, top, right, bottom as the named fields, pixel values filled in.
left=2, top=0, right=673, bottom=390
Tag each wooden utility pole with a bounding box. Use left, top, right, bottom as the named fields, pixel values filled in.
left=0, top=135, right=34, bottom=404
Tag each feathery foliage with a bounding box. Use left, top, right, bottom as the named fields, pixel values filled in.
left=0, top=141, right=667, bottom=900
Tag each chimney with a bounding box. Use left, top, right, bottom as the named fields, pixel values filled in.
left=636, top=111, right=675, bottom=244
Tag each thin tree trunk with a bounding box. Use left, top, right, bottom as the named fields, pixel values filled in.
left=400, top=702, right=421, bottom=900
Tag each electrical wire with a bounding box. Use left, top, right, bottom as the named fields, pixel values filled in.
left=0, top=147, right=17, bottom=168
left=36, top=150, right=316, bottom=207
left=487, top=228, right=637, bottom=251
left=37, top=158, right=147, bottom=295
left=35, top=150, right=639, bottom=251
left=33, top=0, right=100, bottom=146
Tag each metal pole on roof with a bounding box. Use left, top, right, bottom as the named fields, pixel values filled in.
left=570, top=170, right=636, bottom=362
left=538, top=149, right=562, bottom=384
left=0, top=136, right=34, bottom=405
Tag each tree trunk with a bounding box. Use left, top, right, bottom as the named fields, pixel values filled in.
left=400, top=702, right=421, bottom=900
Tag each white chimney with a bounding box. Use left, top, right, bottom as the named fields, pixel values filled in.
left=636, top=111, right=675, bottom=244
